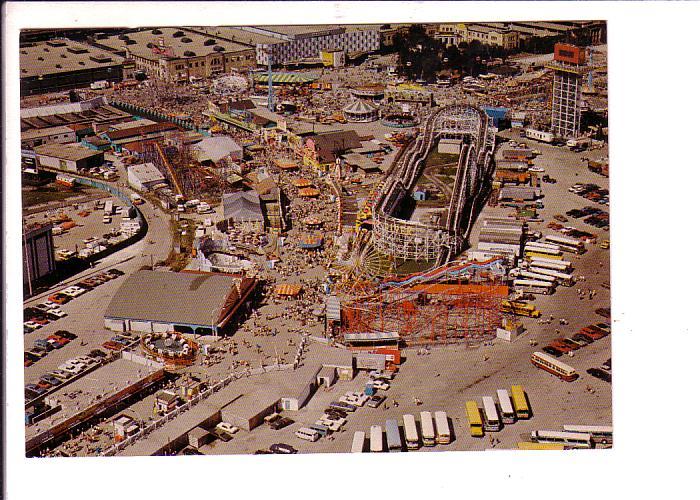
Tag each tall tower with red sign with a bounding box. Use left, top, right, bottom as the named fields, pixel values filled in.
left=546, top=43, right=589, bottom=138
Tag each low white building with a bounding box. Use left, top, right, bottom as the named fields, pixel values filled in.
left=127, top=162, right=166, bottom=191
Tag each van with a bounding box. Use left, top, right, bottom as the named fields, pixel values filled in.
left=103, top=216, right=112, bottom=224
left=330, top=401, right=357, bottom=412
left=309, top=423, right=330, bottom=437
left=295, top=427, right=320, bottom=442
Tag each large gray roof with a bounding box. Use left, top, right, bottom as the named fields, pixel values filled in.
left=223, top=191, right=264, bottom=222
left=104, top=270, right=236, bottom=326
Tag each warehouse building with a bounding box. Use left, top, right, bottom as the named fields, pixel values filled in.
left=20, top=39, right=125, bottom=96
left=23, top=222, right=56, bottom=289
left=127, top=162, right=167, bottom=191
left=192, top=136, right=243, bottom=164
left=21, top=125, right=76, bottom=149
left=20, top=96, right=133, bottom=135
left=33, top=142, right=104, bottom=172
left=104, top=270, right=257, bottom=336
left=92, top=27, right=255, bottom=81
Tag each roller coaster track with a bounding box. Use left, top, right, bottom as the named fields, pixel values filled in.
left=372, top=105, right=496, bottom=267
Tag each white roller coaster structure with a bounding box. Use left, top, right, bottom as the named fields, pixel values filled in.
left=373, top=105, right=496, bottom=263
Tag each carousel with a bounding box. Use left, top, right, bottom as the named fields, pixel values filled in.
left=343, top=99, right=379, bottom=123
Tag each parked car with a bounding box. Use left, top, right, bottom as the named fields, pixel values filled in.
left=270, top=417, right=294, bottom=430
left=48, top=293, right=71, bottom=305
left=367, top=395, right=387, bottom=408
left=542, top=346, right=563, bottom=357
left=587, top=368, right=612, bottom=383
left=25, top=383, right=46, bottom=396
left=602, top=358, right=612, bottom=371
left=55, top=330, right=77, bottom=340
left=594, top=323, right=611, bottom=334
left=270, top=443, right=298, bottom=454
left=46, top=338, right=64, bottom=349
left=371, top=380, right=390, bottom=391
left=572, top=333, right=594, bottom=345
left=216, top=422, right=239, bottom=436
left=28, top=347, right=46, bottom=358
left=24, top=321, right=43, bottom=331
left=40, top=374, right=62, bottom=387
left=181, top=447, right=204, bottom=456
left=89, top=349, right=107, bottom=358
left=102, top=341, right=124, bottom=351
left=46, top=308, right=67, bottom=319
left=50, top=369, right=73, bottom=381
left=107, top=268, right=125, bottom=277
left=254, top=449, right=273, bottom=455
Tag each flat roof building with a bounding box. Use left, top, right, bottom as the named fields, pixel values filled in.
left=127, top=162, right=167, bottom=191
left=20, top=39, right=125, bottom=96
left=92, top=27, right=256, bottom=82
left=104, top=270, right=257, bottom=336
left=33, top=142, right=104, bottom=172
left=21, top=125, right=76, bottom=149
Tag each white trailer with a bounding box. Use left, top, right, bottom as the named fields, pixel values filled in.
left=351, top=431, right=366, bottom=453
left=515, top=270, right=557, bottom=283
left=513, top=279, right=555, bottom=295
left=525, top=129, right=554, bottom=143
left=370, top=425, right=384, bottom=452
left=103, top=200, right=114, bottom=216
left=528, top=266, right=575, bottom=286
left=525, top=242, right=562, bottom=252
left=527, top=258, right=572, bottom=272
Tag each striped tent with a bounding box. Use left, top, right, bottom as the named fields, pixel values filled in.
left=292, top=178, right=313, bottom=188
left=298, top=187, right=321, bottom=198
left=252, top=72, right=320, bottom=85
left=343, top=99, right=378, bottom=122
left=275, top=284, right=303, bottom=296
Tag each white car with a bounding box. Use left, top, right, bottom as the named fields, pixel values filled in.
left=24, top=321, right=42, bottom=330
left=316, top=419, right=343, bottom=432
left=528, top=166, right=545, bottom=172
left=36, top=302, right=60, bottom=312
left=216, top=422, right=239, bottom=436
left=47, top=308, right=67, bottom=318
left=59, top=363, right=84, bottom=375
left=372, top=381, right=390, bottom=391
left=61, top=286, right=86, bottom=298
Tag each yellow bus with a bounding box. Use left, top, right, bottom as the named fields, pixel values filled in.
left=465, top=401, right=484, bottom=437
left=525, top=251, right=564, bottom=260
left=511, top=385, right=531, bottom=419
left=500, top=300, right=542, bottom=318
left=517, top=442, right=565, bottom=450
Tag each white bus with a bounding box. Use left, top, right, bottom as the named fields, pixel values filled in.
left=513, top=279, right=555, bottom=295
left=527, top=266, right=575, bottom=287
left=562, top=425, right=613, bottom=445
left=531, top=352, right=578, bottom=381
left=419, top=411, right=436, bottom=447
left=370, top=425, right=384, bottom=452
left=516, top=270, right=558, bottom=283
left=434, top=411, right=451, bottom=444
left=351, top=431, right=366, bottom=453
left=543, top=235, right=586, bottom=254
left=527, top=257, right=572, bottom=272
left=525, top=241, right=562, bottom=252
left=531, top=430, right=593, bottom=448
left=403, top=414, right=420, bottom=450
left=496, top=389, right=516, bottom=424
left=482, top=397, right=502, bottom=432
left=385, top=419, right=403, bottom=452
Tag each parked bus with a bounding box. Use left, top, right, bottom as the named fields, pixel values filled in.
left=500, top=300, right=541, bottom=318
left=511, top=385, right=531, bottom=419
left=531, top=352, right=578, bottom=381
left=544, top=235, right=586, bottom=254
left=513, top=279, right=555, bottom=295
left=518, top=441, right=566, bottom=450
left=527, top=257, right=572, bottom=272
left=434, top=411, right=451, bottom=444
left=525, top=251, right=564, bottom=260
left=527, top=266, right=575, bottom=287
left=496, top=389, right=517, bottom=424
left=385, top=419, right=402, bottom=452
left=515, top=270, right=557, bottom=283
left=524, top=245, right=562, bottom=257
left=104, top=200, right=114, bottom=216
left=419, top=411, right=436, bottom=447
left=562, top=425, right=613, bottom=445
left=531, top=430, right=593, bottom=448
left=525, top=241, right=562, bottom=252
left=465, top=401, right=484, bottom=437
left=370, top=425, right=384, bottom=452
left=402, top=414, right=420, bottom=450
left=482, top=396, right=502, bottom=432
left=351, top=431, right=366, bottom=453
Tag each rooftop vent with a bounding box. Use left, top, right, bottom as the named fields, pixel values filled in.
left=55, top=64, right=62, bottom=68
left=146, top=42, right=155, bottom=48
left=125, top=39, right=136, bottom=45
left=183, top=50, right=196, bottom=57
left=181, top=37, right=193, bottom=43
left=47, top=40, right=67, bottom=47
left=173, top=31, right=185, bottom=38
left=204, top=39, right=216, bottom=46
left=38, top=56, right=44, bottom=61
left=90, top=54, right=113, bottom=63
left=67, top=46, right=88, bottom=54
left=213, top=45, right=225, bottom=52
left=118, top=34, right=130, bottom=40
left=21, top=49, right=27, bottom=54
left=151, top=29, right=163, bottom=35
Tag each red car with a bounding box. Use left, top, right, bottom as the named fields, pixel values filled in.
left=48, top=335, right=70, bottom=346
left=48, top=293, right=71, bottom=305
left=102, top=341, right=124, bottom=351
left=579, top=326, right=606, bottom=340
